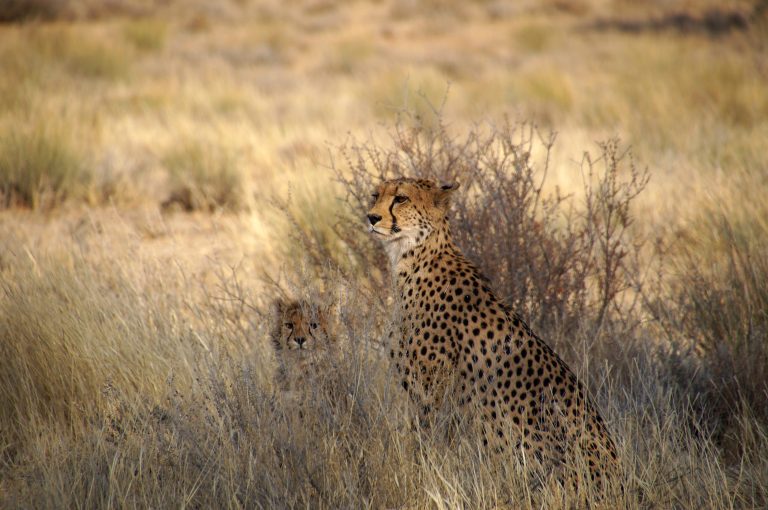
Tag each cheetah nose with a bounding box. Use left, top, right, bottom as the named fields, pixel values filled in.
left=295, top=337, right=306, bottom=348
left=367, top=214, right=382, bottom=226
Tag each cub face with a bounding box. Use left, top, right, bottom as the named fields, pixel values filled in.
left=271, top=298, right=338, bottom=394
left=272, top=299, right=332, bottom=353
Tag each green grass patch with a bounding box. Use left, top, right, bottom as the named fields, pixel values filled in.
left=582, top=35, right=768, bottom=156
left=0, top=123, right=92, bottom=209
left=515, top=68, right=573, bottom=123
left=369, top=68, right=453, bottom=133
left=513, top=20, right=555, bottom=53
left=123, top=18, right=167, bottom=53
left=326, top=36, right=374, bottom=75
left=7, top=25, right=132, bottom=82
left=56, top=33, right=130, bottom=80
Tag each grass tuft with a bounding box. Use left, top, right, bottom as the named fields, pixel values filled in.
left=57, top=34, right=130, bottom=80
left=162, top=142, right=247, bottom=212
left=123, top=18, right=167, bottom=52
left=514, top=20, right=556, bottom=52
left=0, top=123, right=92, bottom=209
left=0, top=25, right=131, bottom=83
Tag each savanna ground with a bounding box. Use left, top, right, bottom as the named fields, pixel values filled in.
left=1, top=0, right=767, bottom=508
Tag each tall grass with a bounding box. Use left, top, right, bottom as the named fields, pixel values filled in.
left=0, top=253, right=200, bottom=453
left=1, top=241, right=766, bottom=508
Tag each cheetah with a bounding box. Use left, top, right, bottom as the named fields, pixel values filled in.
left=271, top=298, right=336, bottom=392
left=366, top=177, right=620, bottom=491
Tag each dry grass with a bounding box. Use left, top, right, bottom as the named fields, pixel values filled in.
left=1, top=224, right=766, bottom=508
left=1, top=0, right=768, bottom=508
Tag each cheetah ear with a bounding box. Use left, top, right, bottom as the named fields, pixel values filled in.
left=435, top=181, right=460, bottom=210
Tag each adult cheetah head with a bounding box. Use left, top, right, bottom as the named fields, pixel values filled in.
left=271, top=299, right=332, bottom=352
left=367, top=178, right=459, bottom=260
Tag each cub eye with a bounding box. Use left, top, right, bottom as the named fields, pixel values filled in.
left=284, top=322, right=293, bottom=329
left=394, top=195, right=408, bottom=204
left=371, top=192, right=379, bottom=200
left=310, top=322, right=318, bottom=329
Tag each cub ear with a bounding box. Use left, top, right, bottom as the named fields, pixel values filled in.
left=272, top=298, right=287, bottom=319
left=271, top=298, right=287, bottom=350
left=435, top=181, right=460, bottom=210
left=440, top=182, right=459, bottom=191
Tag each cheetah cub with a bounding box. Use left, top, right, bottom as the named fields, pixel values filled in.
left=367, top=178, right=620, bottom=491
left=271, top=299, right=337, bottom=393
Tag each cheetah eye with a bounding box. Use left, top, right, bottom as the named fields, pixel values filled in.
left=310, top=322, right=318, bottom=329
left=371, top=192, right=379, bottom=201
left=394, top=195, right=409, bottom=204
left=284, top=322, right=293, bottom=329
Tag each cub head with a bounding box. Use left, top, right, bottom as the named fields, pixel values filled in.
left=366, top=178, right=459, bottom=256
left=271, top=299, right=332, bottom=353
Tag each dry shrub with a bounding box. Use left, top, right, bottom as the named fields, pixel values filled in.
left=328, top=111, right=648, bottom=360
